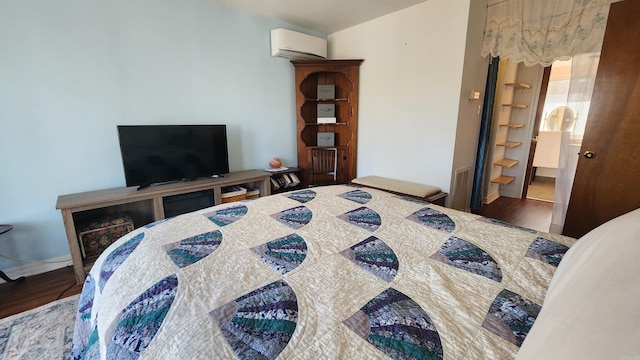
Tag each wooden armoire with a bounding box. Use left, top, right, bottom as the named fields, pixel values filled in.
left=291, top=60, right=363, bottom=187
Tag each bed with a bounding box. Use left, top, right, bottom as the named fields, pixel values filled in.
left=70, top=184, right=639, bottom=359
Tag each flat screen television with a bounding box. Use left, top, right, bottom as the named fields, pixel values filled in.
left=117, top=125, right=229, bottom=188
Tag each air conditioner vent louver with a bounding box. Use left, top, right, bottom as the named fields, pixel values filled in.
left=276, top=49, right=326, bottom=60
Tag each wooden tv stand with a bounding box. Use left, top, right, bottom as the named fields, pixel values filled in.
left=56, top=170, right=272, bottom=284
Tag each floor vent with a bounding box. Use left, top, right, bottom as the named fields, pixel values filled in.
left=452, top=167, right=471, bottom=212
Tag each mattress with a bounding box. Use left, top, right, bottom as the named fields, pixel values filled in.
left=72, top=185, right=575, bottom=359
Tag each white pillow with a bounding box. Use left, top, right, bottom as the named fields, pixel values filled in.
left=517, top=208, right=640, bottom=359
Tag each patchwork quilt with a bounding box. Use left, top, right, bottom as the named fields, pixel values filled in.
left=72, top=185, right=575, bottom=359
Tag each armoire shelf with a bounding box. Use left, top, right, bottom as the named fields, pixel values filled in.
left=292, top=60, right=363, bottom=187
left=491, top=176, right=516, bottom=185
left=304, top=123, right=349, bottom=126
left=504, top=83, right=531, bottom=89
left=305, top=98, right=349, bottom=102
left=499, top=123, right=525, bottom=128
left=501, top=104, right=528, bottom=109
left=496, top=141, right=522, bottom=148
left=494, top=159, right=519, bottom=168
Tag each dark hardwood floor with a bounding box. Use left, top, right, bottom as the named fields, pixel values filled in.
left=0, top=196, right=553, bottom=320
left=0, top=265, right=82, bottom=319
left=473, top=196, right=553, bottom=233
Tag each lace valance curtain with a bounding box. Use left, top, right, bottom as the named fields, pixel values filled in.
left=481, top=0, right=620, bottom=66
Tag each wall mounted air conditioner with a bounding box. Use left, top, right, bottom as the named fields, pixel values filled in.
left=270, top=28, right=327, bottom=60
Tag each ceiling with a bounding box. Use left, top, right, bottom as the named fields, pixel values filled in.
left=210, top=0, right=428, bottom=34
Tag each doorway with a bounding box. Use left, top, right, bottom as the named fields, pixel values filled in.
left=475, top=53, right=601, bottom=234
left=526, top=59, right=574, bottom=203
left=524, top=52, right=601, bottom=234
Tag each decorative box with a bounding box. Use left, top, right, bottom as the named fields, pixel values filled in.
left=318, top=104, right=336, bottom=123
left=78, top=214, right=134, bottom=260
left=317, top=117, right=337, bottom=124
left=318, top=132, right=335, bottom=146
left=317, top=85, right=335, bottom=99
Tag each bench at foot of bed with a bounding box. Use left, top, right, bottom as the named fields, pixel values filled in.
left=351, top=176, right=448, bottom=206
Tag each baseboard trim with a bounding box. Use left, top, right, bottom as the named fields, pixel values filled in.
left=484, top=191, right=500, bottom=204
left=0, top=255, right=72, bottom=284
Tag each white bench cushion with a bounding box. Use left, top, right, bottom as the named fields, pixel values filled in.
left=352, top=176, right=441, bottom=198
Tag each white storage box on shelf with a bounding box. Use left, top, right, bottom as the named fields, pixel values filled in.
left=245, top=187, right=260, bottom=200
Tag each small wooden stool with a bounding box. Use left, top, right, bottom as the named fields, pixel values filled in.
left=351, top=176, right=448, bottom=206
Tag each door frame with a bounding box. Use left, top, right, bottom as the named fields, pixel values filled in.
left=521, top=66, right=552, bottom=199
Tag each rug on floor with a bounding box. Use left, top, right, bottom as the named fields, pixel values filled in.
left=0, top=295, right=78, bottom=360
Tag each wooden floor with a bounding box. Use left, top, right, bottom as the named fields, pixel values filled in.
left=0, top=196, right=552, bottom=320
left=473, top=196, right=553, bottom=233
left=0, top=266, right=82, bottom=319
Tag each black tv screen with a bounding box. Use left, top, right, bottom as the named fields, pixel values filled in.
left=117, top=125, right=229, bottom=188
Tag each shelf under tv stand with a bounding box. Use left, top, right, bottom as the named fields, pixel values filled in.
left=56, top=169, right=272, bottom=284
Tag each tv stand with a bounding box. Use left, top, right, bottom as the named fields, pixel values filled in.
left=56, top=169, right=271, bottom=284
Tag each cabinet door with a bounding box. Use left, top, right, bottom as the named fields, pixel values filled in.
left=335, top=147, right=352, bottom=184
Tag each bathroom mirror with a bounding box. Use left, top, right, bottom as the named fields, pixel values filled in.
left=545, top=106, right=575, bottom=131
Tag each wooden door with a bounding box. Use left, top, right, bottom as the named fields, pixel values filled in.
left=563, top=0, right=640, bottom=238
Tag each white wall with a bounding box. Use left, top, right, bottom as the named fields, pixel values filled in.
left=0, top=0, right=318, bottom=275
left=0, top=0, right=494, bottom=277
left=328, top=0, right=481, bottom=198
left=450, top=0, right=490, bottom=211
left=499, top=63, right=544, bottom=199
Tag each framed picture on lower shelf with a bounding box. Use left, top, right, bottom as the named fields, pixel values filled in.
left=317, top=132, right=335, bottom=146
